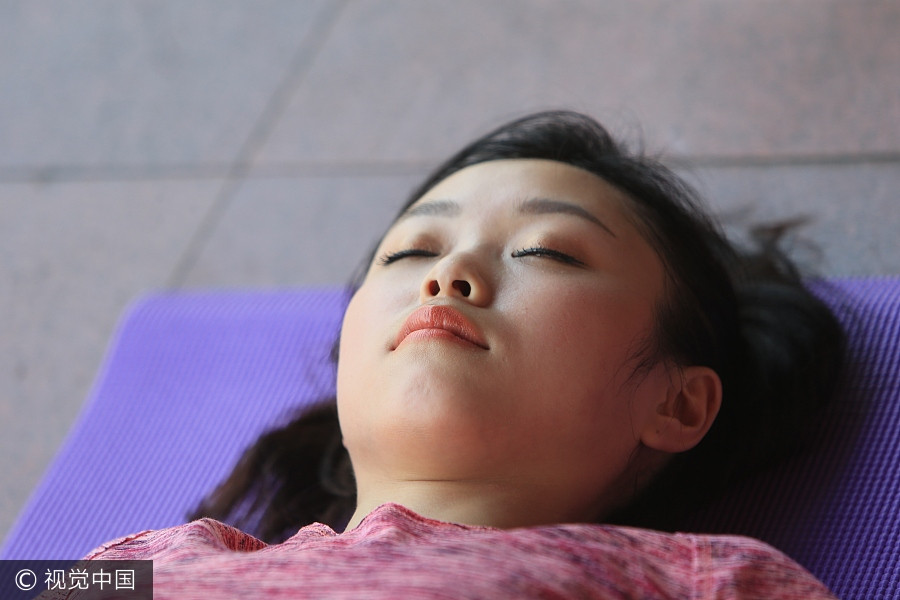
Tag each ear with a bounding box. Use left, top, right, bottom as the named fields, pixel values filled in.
left=640, top=365, right=722, bottom=454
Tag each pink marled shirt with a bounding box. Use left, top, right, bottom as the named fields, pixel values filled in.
left=75, top=503, right=834, bottom=599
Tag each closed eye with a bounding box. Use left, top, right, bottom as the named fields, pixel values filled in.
left=511, top=246, right=585, bottom=266
left=377, top=248, right=439, bottom=266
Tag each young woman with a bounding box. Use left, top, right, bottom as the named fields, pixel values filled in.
left=79, top=111, right=844, bottom=599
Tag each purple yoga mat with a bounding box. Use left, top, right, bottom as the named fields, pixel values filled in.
left=2, top=287, right=349, bottom=561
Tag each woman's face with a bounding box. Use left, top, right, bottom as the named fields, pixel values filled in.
left=337, top=159, right=670, bottom=521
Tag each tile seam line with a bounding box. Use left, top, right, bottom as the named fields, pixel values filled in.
left=667, top=151, right=900, bottom=169
left=225, top=0, right=350, bottom=179
left=0, top=161, right=432, bottom=184
left=3, top=152, right=900, bottom=185
left=4, top=154, right=900, bottom=185
left=164, top=0, right=350, bottom=290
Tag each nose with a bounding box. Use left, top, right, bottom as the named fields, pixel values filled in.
left=420, top=252, right=492, bottom=306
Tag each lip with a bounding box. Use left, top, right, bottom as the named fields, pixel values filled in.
left=393, top=305, right=489, bottom=350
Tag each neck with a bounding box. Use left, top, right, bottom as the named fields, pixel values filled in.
left=345, top=478, right=595, bottom=531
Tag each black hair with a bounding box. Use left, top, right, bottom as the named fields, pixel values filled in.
left=189, top=110, right=845, bottom=540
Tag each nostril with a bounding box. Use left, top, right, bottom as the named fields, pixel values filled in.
left=453, top=280, right=471, bottom=297
left=428, top=280, right=441, bottom=296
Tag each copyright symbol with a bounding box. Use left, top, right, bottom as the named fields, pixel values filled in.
left=15, top=569, right=36, bottom=591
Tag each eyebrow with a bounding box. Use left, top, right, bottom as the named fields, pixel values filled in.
left=398, top=197, right=616, bottom=237
left=519, top=197, right=616, bottom=237
left=398, top=199, right=461, bottom=221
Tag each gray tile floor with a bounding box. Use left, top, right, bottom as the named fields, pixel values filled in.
left=2, top=0, right=898, bottom=546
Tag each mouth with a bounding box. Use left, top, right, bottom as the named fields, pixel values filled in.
left=393, top=305, right=489, bottom=350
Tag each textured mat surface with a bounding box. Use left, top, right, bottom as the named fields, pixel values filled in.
left=3, top=279, right=898, bottom=598
left=1, top=288, right=349, bottom=560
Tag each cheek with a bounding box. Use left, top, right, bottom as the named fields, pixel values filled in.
left=336, top=289, right=369, bottom=379
left=336, top=281, right=419, bottom=453
left=515, top=283, right=653, bottom=380
left=335, top=289, right=380, bottom=442
left=499, top=281, right=660, bottom=454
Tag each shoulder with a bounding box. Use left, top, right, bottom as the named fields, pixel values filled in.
left=675, top=531, right=837, bottom=599
left=85, top=518, right=267, bottom=560
left=470, top=523, right=836, bottom=599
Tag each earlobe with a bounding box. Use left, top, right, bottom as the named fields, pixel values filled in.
left=642, top=365, right=722, bottom=454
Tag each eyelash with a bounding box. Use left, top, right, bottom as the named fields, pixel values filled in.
left=511, top=246, right=585, bottom=266
left=376, top=249, right=438, bottom=265
left=377, top=246, right=583, bottom=267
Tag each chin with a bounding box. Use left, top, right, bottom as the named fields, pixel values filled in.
left=347, top=411, right=502, bottom=477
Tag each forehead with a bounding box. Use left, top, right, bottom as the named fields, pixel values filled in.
left=416, top=159, right=632, bottom=214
